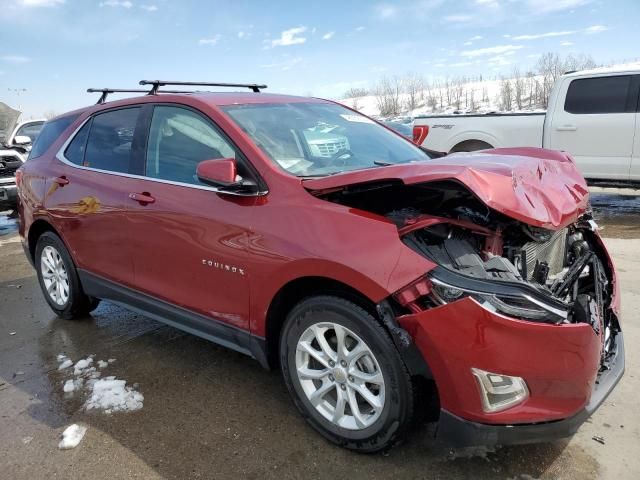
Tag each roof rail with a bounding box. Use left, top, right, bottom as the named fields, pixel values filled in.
left=139, top=80, right=267, bottom=94
left=87, top=87, right=210, bottom=104
left=87, top=88, right=151, bottom=104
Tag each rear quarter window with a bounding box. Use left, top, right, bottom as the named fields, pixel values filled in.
left=564, top=75, right=632, bottom=114
left=29, top=114, right=79, bottom=159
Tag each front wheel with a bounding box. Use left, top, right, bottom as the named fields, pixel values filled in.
left=35, top=231, right=100, bottom=320
left=280, top=296, right=413, bottom=452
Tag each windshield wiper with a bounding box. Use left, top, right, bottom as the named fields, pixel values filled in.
left=373, top=160, right=393, bottom=166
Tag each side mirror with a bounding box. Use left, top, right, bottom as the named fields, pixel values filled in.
left=13, top=135, right=32, bottom=146
left=196, top=158, right=238, bottom=187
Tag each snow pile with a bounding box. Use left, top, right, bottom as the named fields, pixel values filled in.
left=58, top=424, right=87, bottom=450
left=85, top=377, right=144, bottom=414
left=56, top=354, right=143, bottom=414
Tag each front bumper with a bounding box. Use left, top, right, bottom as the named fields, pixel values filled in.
left=437, top=336, right=624, bottom=447
left=0, top=182, right=18, bottom=209
left=397, top=297, right=624, bottom=446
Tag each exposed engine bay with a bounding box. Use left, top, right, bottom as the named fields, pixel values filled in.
left=314, top=179, right=620, bottom=364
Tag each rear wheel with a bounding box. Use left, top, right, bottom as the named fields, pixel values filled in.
left=35, top=232, right=100, bottom=319
left=280, top=296, right=413, bottom=452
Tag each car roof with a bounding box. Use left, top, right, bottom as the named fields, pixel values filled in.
left=563, top=63, right=640, bottom=78
left=50, top=91, right=331, bottom=123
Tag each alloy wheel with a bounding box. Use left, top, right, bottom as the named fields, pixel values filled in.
left=295, top=322, right=386, bottom=430
left=40, top=245, right=70, bottom=306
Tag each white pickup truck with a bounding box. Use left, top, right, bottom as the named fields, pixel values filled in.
left=413, top=66, right=640, bottom=186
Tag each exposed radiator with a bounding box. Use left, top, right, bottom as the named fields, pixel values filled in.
left=523, top=228, right=568, bottom=279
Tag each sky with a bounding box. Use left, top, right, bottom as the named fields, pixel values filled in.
left=0, top=0, right=638, bottom=118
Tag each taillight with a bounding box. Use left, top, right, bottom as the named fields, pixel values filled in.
left=412, top=125, right=429, bottom=145
left=413, top=125, right=429, bottom=145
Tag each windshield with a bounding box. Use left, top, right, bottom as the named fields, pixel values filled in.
left=221, top=102, right=428, bottom=177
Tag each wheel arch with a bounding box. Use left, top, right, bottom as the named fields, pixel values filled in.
left=264, top=276, right=378, bottom=369
left=27, top=218, right=61, bottom=263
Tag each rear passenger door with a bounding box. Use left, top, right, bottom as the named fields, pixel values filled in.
left=47, top=107, right=144, bottom=285
left=547, top=75, right=637, bottom=181
left=124, top=104, right=254, bottom=330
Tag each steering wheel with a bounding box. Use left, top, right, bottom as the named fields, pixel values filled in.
left=325, top=148, right=355, bottom=168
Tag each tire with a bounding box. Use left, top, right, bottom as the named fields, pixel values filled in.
left=280, top=296, right=413, bottom=452
left=35, top=231, right=100, bottom=320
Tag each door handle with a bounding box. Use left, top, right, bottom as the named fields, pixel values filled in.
left=54, top=176, right=69, bottom=186
left=556, top=125, right=577, bottom=131
left=129, top=192, right=155, bottom=205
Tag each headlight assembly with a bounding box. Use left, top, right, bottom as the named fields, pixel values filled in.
left=429, top=272, right=568, bottom=324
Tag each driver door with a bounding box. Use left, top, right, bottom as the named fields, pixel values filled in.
left=124, top=105, right=255, bottom=330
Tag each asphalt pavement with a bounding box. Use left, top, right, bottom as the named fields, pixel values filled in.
left=1, top=188, right=639, bottom=479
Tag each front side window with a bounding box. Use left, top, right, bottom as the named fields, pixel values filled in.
left=221, top=102, right=429, bottom=177
left=84, top=107, right=140, bottom=173
left=29, top=114, right=78, bottom=159
left=15, top=121, right=44, bottom=142
left=145, top=106, right=237, bottom=186
left=564, top=75, right=632, bottom=114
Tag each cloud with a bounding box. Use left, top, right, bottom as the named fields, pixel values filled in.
left=20, top=0, right=64, bottom=6
left=560, top=41, right=574, bottom=46
left=585, top=25, right=607, bottom=34
left=375, top=4, right=397, bottom=19
left=470, top=35, right=483, bottom=41
left=460, top=44, right=523, bottom=57
left=355, top=26, right=365, bottom=32
left=140, top=4, right=157, bottom=11
left=100, top=0, right=133, bottom=7
left=238, top=31, right=245, bottom=39
left=463, top=41, right=472, bottom=46
left=270, top=26, right=307, bottom=47
left=512, top=30, right=576, bottom=40
left=1, top=55, right=31, bottom=63
left=525, top=0, right=591, bottom=14
left=322, top=31, right=334, bottom=40
left=444, top=14, right=473, bottom=22
left=198, top=34, right=221, bottom=46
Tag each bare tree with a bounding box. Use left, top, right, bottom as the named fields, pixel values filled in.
left=402, top=73, right=424, bottom=113
left=512, top=67, right=525, bottom=110
left=343, top=87, right=369, bottom=111
left=374, top=76, right=402, bottom=117
left=499, top=76, right=513, bottom=111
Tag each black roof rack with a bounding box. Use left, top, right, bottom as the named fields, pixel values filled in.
left=139, top=80, right=267, bottom=94
left=87, top=87, right=211, bottom=104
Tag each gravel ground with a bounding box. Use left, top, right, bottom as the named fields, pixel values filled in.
left=1, top=189, right=639, bottom=479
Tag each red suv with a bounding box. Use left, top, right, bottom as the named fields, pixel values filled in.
left=17, top=81, right=624, bottom=452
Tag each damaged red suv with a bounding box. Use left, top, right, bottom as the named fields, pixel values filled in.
left=17, top=81, right=624, bottom=452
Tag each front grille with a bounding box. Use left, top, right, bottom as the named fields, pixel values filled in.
left=312, top=140, right=348, bottom=158
left=0, top=156, right=21, bottom=177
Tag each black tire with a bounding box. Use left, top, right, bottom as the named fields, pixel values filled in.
left=280, top=296, right=414, bottom=453
left=35, top=231, right=100, bottom=320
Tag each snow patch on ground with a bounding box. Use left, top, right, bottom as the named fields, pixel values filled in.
left=58, top=424, right=87, bottom=450
left=85, top=377, right=144, bottom=413
left=56, top=353, right=143, bottom=414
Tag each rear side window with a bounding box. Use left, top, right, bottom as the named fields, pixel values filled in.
left=564, top=75, right=632, bottom=114
left=29, top=114, right=78, bottom=159
left=64, top=121, right=92, bottom=165
left=84, top=108, right=141, bottom=173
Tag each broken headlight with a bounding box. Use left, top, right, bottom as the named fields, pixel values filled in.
left=429, top=273, right=568, bottom=323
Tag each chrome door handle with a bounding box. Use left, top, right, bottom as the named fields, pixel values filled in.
left=556, top=125, right=577, bottom=131
left=54, top=176, right=69, bottom=186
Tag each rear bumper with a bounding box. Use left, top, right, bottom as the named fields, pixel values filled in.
left=437, top=335, right=624, bottom=447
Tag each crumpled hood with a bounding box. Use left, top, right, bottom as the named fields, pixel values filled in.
left=303, top=147, right=589, bottom=229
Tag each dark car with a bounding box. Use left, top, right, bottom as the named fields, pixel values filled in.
left=17, top=81, right=624, bottom=452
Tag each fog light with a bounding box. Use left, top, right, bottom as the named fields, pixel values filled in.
left=471, top=368, right=529, bottom=413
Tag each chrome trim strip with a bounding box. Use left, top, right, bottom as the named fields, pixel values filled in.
left=55, top=116, right=268, bottom=197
